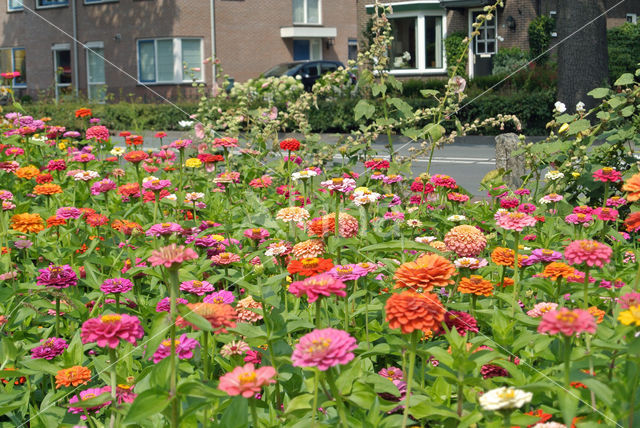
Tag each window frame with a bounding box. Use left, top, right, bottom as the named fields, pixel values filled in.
left=85, top=42, right=106, bottom=102
left=293, top=0, right=322, bottom=26
left=36, top=0, right=69, bottom=9
left=7, top=0, right=24, bottom=12
left=348, top=38, right=358, bottom=61
left=627, top=13, right=638, bottom=24
left=136, top=38, right=204, bottom=85
left=387, top=10, right=447, bottom=76
left=549, top=11, right=558, bottom=37
left=0, top=47, right=27, bottom=88
left=84, top=0, right=119, bottom=5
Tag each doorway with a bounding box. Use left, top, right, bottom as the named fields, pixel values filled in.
left=469, top=10, right=497, bottom=78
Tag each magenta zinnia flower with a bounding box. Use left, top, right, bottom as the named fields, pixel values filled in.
left=56, top=206, right=82, bottom=219
left=151, top=334, right=199, bottom=363
left=37, top=264, right=77, bottom=289
left=320, top=177, right=356, bottom=193
left=537, top=308, right=597, bottom=336
left=100, top=278, right=133, bottom=294
left=564, top=240, right=612, bottom=267
left=203, top=290, right=235, bottom=304
left=85, top=125, right=110, bottom=142
left=496, top=211, right=537, bottom=231
left=142, top=178, right=171, bottom=191
left=156, top=296, right=188, bottom=312
left=81, top=314, right=144, bottom=348
left=68, top=386, right=112, bottom=419
left=288, top=273, right=347, bottom=303
left=218, top=363, right=276, bottom=397
left=180, top=279, right=215, bottom=296
left=592, top=167, right=622, bottom=182
left=443, top=311, right=478, bottom=336
left=378, top=366, right=403, bottom=381
left=90, top=178, right=116, bottom=195
left=31, top=337, right=68, bottom=360
left=145, top=222, right=183, bottom=237
left=148, top=244, right=199, bottom=268
left=327, top=264, right=368, bottom=281
left=291, top=328, right=357, bottom=371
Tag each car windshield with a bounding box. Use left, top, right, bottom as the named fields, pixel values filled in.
left=263, top=63, right=300, bottom=77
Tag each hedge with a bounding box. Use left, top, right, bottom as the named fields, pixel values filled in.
left=608, top=23, right=640, bottom=84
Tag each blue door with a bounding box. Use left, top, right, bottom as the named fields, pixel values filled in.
left=293, top=40, right=310, bottom=61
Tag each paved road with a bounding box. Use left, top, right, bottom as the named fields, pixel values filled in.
left=111, top=131, right=534, bottom=196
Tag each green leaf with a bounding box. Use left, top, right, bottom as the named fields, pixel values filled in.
left=614, top=73, right=635, bottom=86
left=567, top=119, right=590, bottom=135
left=387, top=97, right=413, bottom=117
left=420, top=89, right=439, bottom=98
left=21, top=358, right=60, bottom=375
left=587, top=87, right=609, bottom=99
left=123, top=388, right=170, bottom=423
left=354, top=100, right=375, bottom=121
left=177, top=304, right=213, bottom=332
left=621, top=105, right=635, bottom=117
left=581, top=378, right=614, bottom=407
left=285, top=393, right=313, bottom=413
left=371, top=83, right=387, bottom=97
left=220, top=396, right=249, bottom=428
left=424, top=123, right=445, bottom=142
left=558, top=391, right=579, bottom=426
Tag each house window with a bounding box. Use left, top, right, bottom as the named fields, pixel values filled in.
left=0, top=48, right=26, bottom=87
left=52, top=44, right=71, bottom=101
left=293, top=0, right=320, bottom=25
left=388, top=12, right=445, bottom=74
left=37, top=0, right=69, bottom=8
left=137, top=38, right=203, bottom=83
left=86, top=43, right=106, bottom=102
left=549, top=11, right=558, bottom=37
left=348, top=38, right=358, bottom=61
left=474, top=13, right=496, bottom=55
left=627, top=13, right=637, bottom=24
left=293, top=39, right=322, bottom=61
left=8, top=0, right=24, bottom=11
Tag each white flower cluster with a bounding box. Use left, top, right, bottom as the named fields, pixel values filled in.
left=479, top=387, right=532, bottom=411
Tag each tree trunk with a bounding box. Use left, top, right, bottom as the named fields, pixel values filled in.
left=557, top=0, right=609, bottom=113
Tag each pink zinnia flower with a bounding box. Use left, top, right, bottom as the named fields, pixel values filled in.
left=592, top=207, right=618, bottom=222
left=156, top=296, right=188, bottom=312
left=384, top=211, right=405, bottom=222
left=537, top=308, right=597, bottom=336
left=100, top=278, right=133, bottom=294
left=564, top=240, right=612, bottom=267
left=31, top=337, right=68, bottom=360
left=431, top=174, right=457, bottom=189
left=564, top=213, right=593, bottom=225
left=170, top=139, right=193, bottom=149
left=496, top=211, right=537, bottom=231
left=81, top=314, right=144, bottom=348
left=291, top=328, right=357, bottom=371
left=499, top=197, right=519, bottom=209
left=180, top=279, right=215, bottom=295
left=443, top=311, right=478, bottom=336
left=530, top=248, right=562, bottom=263
left=592, top=167, right=622, bottom=183
left=212, top=137, right=238, bottom=148
left=243, top=228, right=270, bottom=241
left=37, top=264, right=77, bottom=289
left=90, top=178, right=116, bottom=195
left=145, top=222, right=183, bottom=237
left=327, top=264, right=368, bottom=281
left=220, top=340, right=250, bottom=357
left=244, top=350, right=262, bottom=364
left=85, top=125, right=110, bottom=142
left=73, top=152, right=96, bottom=163
left=618, top=292, right=640, bottom=309
left=56, top=206, right=82, bottom=219
left=148, top=244, right=199, bottom=268
left=320, top=177, right=356, bottom=193
left=218, top=363, right=276, bottom=397
left=517, top=203, right=537, bottom=214
left=527, top=302, right=558, bottom=318
left=378, top=366, right=403, bottom=381
left=203, top=290, right=235, bottom=304
left=142, top=178, right=171, bottom=191
left=606, top=196, right=626, bottom=207
left=151, top=334, right=199, bottom=363
left=68, top=386, right=112, bottom=419
left=288, top=273, right=347, bottom=303
left=210, top=252, right=241, bottom=265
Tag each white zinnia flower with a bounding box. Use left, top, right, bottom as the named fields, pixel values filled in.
left=110, top=147, right=125, bottom=156
left=447, top=215, right=466, bottom=222
left=479, top=387, right=532, bottom=411
left=178, top=120, right=194, bottom=128
left=532, top=423, right=566, bottom=428
left=554, top=101, right=566, bottom=113
left=185, top=192, right=204, bottom=202
left=291, top=170, right=318, bottom=181
left=415, top=236, right=437, bottom=244
left=575, top=101, right=585, bottom=112
left=73, top=170, right=99, bottom=181
left=165, top=194, right=177, bottom=201
left=544, top=170, right=564, bottom=181
left=142, top=175, right=159, bottom=183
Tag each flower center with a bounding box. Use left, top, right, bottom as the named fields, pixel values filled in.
left=211, top=234, right=225, bottom=242
left=301, top=258, right=319, bottom=268
left=252, top=228, right=262, bottom=234
left=556, top=312, right=578, bottom=323
left=542, top=249, right=553, bottom=256
left=161, top=339, right=180, bottom=347
left=305, top=338, right=331, bottom=355
left=162, top=223, right=171, bottom=228
left=332, top=178, right=344, bottom=185
left=579, top=241, right=598, bottom=250
left=219, top=253, right=231, bottom=260
left=101, top=314, right=122, bottom=323
left=602, top=167, right=613, bottom=174
left=238, top=372, right=257, bottom=384
left=192, top=281, right=202, bottom=288
left=337, top=266, right=353, bottom=274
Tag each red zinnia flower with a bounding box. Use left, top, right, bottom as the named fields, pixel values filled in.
left=287, top=257, right=334, bottom=277
left=279, top=138, right=301, bottom=151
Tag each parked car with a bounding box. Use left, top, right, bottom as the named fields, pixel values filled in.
left=262, top=60, right=353, bottom=91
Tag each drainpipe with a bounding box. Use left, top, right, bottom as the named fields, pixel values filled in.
left=71, top=0, right=79, bottom=96
left=210, top=0, right=216, bottom=83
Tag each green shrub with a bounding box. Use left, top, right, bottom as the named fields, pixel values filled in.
left=492, top=47, right=529, bottom=75
left=444, top=31, right=468, bottom=75
left=397, top=79, right=447, bottom=98
left=608, top=23, right=640, bottom=83
left=528, top=15, right=554, bottom=64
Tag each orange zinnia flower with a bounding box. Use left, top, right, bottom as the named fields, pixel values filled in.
left=177, top=303, right=237, bottom=334
left=308, top=217, right=335, bottom=237
left=287, top=257, right=334, bottom=277
left=385, top=290, right=445, bottom=334
left=75, top=108, right=92, bottom=118
left=458, top=275, right=493, bottom=296
left=497, top=277, right=514, bottom=288
left=623, top=173, right=640, bottom=201
left=540, top=262, right=575, bottom=280
left=56, top=366, right=91, bottom=388
left=46, top=216, right=66, bottom=228
left=588, top=306, right=605, bottom=324
left=33, top=183, right=63, bottom=195
left=14, top=165, right=40, bottom=179
left=624, top=212, right=640, bottom=232
left=491, top=247, right=514, bottom=266
left=11, top=213, right=44, bottom=233
left=393, top=253, right=456, bottom=292
left=111, top=219, right=143, bottom=235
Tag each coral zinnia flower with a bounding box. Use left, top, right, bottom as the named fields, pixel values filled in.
left=56, top=366, right=91, bottom=388
left=538, top=308, right=597, bottom=336
left=624, top=211, right=640, bottom=232
left=287, top=257, right=334, bottom=277
left=291, top=328, right=357, bottom=370
left=218, top=363, right=276, bottom=397
left=623, top=173, right=640, bottom=201
left=11, top=213, right=44, bottom=233
left=111, top=219, right=144, bottom=235
left=385, top=290, right=445, bottom=334
left=444, top=225, right=487, bottom=257
left=81, top=314, right=144, bottom=348
left=288, top=273, right=347, bottom=303
left=539, top=262, right=575, bottom=280
left=292, top=239, right=325, bottom=259
left=123, top=151, right=149, bottom=164
left=148, top=244, right=198, bottom=268
left=458, top=275, right=493, bottom=296
left=276, top=206, right=310, bottom=223
left=564, top=240, right=612, bottom=267
left=588, top=306, right=605, bottom=324
left=491, top=247, right=515, bottom=266
left=235, top=296, right=263, bottom=323
left=177, top=303, right=237, bottom=334
left=34, top=183, right=63, bottom=195
left=393, top=253, right=456, bottom=292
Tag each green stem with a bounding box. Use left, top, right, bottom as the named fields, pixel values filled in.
left=401, top=330, right=419, bottom=428
left=109, top=347, right=118, bottom=427
left=583, top=267, right=590, bottom=310
left=315, top=299, right=322, bottom=329
left=311, top=370, right=320, bottom=426
left=115, top=294, right=120, bottom=314
left=334, top=192, right=340, bottom=239
left=456, top=373, right=464, bottom=418
left=511, top=231, right=520, bottom=316
left=326, top=368, right=349, bottom=428
left=55, top=297, right=60, bottom=336
left=250, top=398, right=259, bottom=427
left=202, top=331, right=209, bottom=380
left=564, top=335, right=572, bottom=388
left=168, top=268, right=180, bottom=428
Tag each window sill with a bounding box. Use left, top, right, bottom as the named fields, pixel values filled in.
left=137, top=81, right=205, bottom=86
left=84, top=0, right=119, bottom=5
left=7, top=8, right=24, bottom=12
left=388, top=68, right=447, bottom=76
left=36, top=4, right=69, bottom=9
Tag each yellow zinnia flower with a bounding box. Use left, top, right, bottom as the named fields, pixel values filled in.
left=185, top=158, right=202, bottom=168
left=618, top=305, right=640, bottom=326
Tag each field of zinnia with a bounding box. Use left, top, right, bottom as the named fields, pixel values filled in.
left=1, top=108, right=640, bottom=428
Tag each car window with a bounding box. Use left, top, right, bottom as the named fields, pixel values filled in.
left=263, top=63, right=299, bottom=77
left=321, top=63, right=338, bottom=74
left=301, top=64, right=319, bottom=77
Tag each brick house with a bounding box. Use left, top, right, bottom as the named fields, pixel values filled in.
left=356, top=0, right=640, bottom=79
left=0, top=0, right=357, bottom=101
